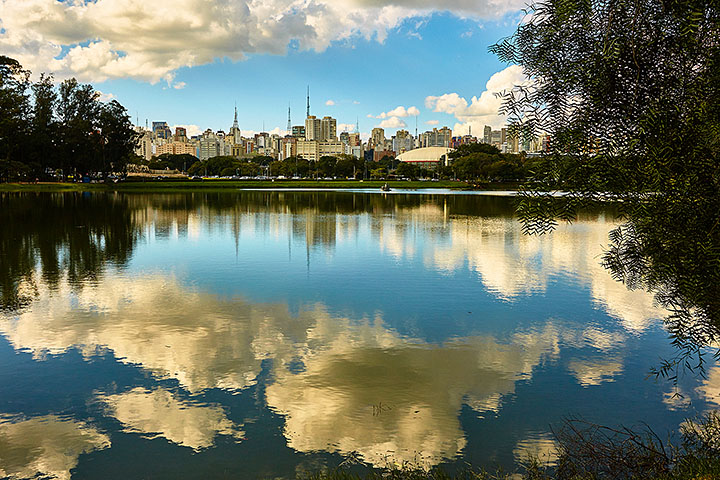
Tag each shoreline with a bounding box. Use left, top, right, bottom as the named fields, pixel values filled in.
left=0, top=180, right=521, bottom=193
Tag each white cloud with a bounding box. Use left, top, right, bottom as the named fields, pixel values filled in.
left=173, top=82, right=187, bottom=90
left=353, top=100, right=360, bottom=105
left=325, top=99, right=335, bottom=106
left=377, top=116, right=406, bottom=129
left=0, top=0, right=524, bottom=84
left=373, top=105, right=420, bottom=119
left=337, top=123, right=356, bottom=132
left=425, top=65, right=530, bottom=130
left=425, top=119, right=439, bottom=125
left=97, top=91, right=115, bottom=102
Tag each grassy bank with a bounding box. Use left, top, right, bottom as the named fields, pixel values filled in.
left=0, top=179, right=520, bottom=193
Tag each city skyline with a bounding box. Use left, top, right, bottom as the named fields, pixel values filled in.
left=0, top=2, right=529, bottom=138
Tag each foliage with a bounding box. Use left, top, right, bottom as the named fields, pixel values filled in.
left=0, top=57, right=137, bottom=181
left=299, top=412, right=720, bottom=480
left=448, top=143, right=501, bottom=158
left=551, top=412, right=720, bottom=480
left=148, top=153, right=199, bottom=171
left=492, top=0, right=720, bottom=373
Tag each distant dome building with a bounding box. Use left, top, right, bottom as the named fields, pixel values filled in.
left=396, top=147, right=453, bottom=169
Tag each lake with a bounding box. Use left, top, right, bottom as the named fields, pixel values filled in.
left=0, top=190, right=717, bottom=479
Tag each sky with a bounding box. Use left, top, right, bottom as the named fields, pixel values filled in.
left=0, top=0, right=529, bottom=140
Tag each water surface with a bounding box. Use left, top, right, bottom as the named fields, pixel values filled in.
left=0, top=191, right=717, bottom=479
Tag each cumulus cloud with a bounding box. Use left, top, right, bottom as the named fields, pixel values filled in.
left=425, top=65, right=530, bottom=130
left=0, top=0, right=524, bottom=84
left=377, top=116, right=407, bottom=129
left=325, top=99, right=336, bottom=106
left=97, top=91, right=115, bottom=102
left=425, top=119, right=439, bottom=125
left=373, top=105, right=420, bottom=119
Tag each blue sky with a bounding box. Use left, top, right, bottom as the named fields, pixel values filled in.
left=1, top=1, right=528, bottom=138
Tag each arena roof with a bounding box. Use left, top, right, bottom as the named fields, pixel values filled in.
left=396, top=147, right=453, bottom=163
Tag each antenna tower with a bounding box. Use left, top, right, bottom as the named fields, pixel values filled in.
left=287, top=104, right=292, bottom=134
left=306, top=86, right=310, bottom=117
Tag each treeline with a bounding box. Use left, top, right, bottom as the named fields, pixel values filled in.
left=0, top=56, right=137, bottom=182
left=145, top=153, right=373, bottom=179
left=441, top=143, right=542, bottom=182
left=151, top=148, right=541, bottom=182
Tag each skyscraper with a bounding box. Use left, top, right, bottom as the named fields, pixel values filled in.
left=320, top=116, right=337, bottom=141
left=229, top=106, right=242, bottom=145
left=305, top=116, right=321, bottom=141
left=371, top=128, right=385, bottom=150
left=483, top=125, right=492, bottom=144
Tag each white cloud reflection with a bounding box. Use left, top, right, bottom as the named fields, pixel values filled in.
left=100, top=387, right=244, bottom=450
left=0, top=271, right=624, bottom=467
left=0, top=415, right=110, bottom=480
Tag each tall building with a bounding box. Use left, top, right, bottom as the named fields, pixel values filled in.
left=152, top=121, right=172, bottom=141
left=199, top=129, right=221, bottom=161
left=491, top=130, right=502, bottom=148
left=174, top=127, right=187, bottom=143
left=320, top=116, right=337, bottom=141
left=420, top=127, right=452, bottom=148
left=229, top=106, right=242, bottom=145
left=134, top=126, right=152, bottom=161
left=292, top=125, right=306, bottom=138
left=483, top=125, right=492, bottom=144
left=305, top=116, right=321, bottom=141
left=370, top=128, right=385, bottom=150
left=392, top=129, right=414, bottom=153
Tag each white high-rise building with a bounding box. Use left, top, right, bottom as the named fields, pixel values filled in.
left=305, top=116, right=321, bottom=141
left=320, top=116, right=337, bottom=141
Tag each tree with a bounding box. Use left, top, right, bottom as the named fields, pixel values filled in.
left=0, top=56, right=31, bottom=181
left=57, top=78, right=101, bottom=176
left=317, top=156, right=337, bottom=177
left=30, top=74, right=57, bottom=175
left=395, top=162, right=418, bottom=179
left=97, top=100, right=137, bottom=176
left=492, top=0, right=720, bottom=373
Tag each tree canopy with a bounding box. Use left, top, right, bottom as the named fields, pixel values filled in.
left=492, top=0, right=720, bottom=373
left=0, top=57, right=137, bottom=181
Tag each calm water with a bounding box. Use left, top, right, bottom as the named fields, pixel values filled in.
left=0, top=191, right=717, bottom=479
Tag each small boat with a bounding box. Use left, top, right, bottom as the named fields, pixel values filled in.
left=380, top=183, right=391, bottom=192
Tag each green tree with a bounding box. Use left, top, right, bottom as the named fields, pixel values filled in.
left=30, top=73, right=57, bottom=176
left=395, top=162, right=418, bottom=179
left=97, top=100, right=137, bottom=176
left=188, top=156, right=237, bottom=176
left=449, top=143, right=500, bottom=159
left=317, top=156, right=337, bottom=177
left=492, top=0, right=720, bottom=372
left=0, top=56, right=31, bottom=181
left=57, top=78, right=101, bottom=176
left=151, top=153, right=198, bottom=172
